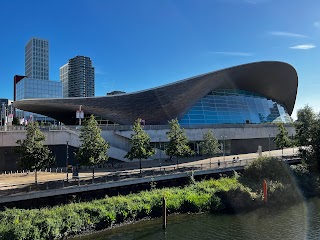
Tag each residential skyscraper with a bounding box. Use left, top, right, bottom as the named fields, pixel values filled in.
left=25, top=37, right=49, bottom=80
left=60, top=56, right=95, bottom=98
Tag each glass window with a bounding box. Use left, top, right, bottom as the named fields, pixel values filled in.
left=178, top=88, right=292, bottom=125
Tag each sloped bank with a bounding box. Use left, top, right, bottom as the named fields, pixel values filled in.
left=0, top=157, right=315, bottom=240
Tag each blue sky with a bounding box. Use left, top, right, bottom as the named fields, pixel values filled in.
left=1, top=0, right=319, bottom=118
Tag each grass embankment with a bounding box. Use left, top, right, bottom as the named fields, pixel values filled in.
left=0, top=156, right=318, bottom=240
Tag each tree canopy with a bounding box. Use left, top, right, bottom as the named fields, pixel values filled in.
left=295, top=105, right=316, bottom=147
left=274, top=123, right=291, bottom=155
left=199, top=130, right=221, bottom=158
left=75, top=115, right=110, bottom=167
left=16, top=121, right=54, bottom=171
left=125, top=118, right=155, bottom=172
left=295, top=106, right=320, bottom=173
left=165, top=118, right=193, bottom=163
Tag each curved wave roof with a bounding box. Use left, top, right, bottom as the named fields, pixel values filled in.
left=14, top=61, right=298, bottom=125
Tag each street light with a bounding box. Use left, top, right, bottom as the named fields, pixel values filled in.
left=268, top=133, right=272, bottom=156
left=158, top=137, right=162, bottom=168
left=292, top=134, right=295, bottom=154
left=66, top=141, right=69, bottom=182
left=221, top=135, right=227, bottom=160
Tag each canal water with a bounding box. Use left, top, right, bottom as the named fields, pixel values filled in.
left=76, top=197, right=320, bottom=240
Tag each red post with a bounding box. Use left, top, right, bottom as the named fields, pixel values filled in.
left=263, top=179, right=267, bottom=203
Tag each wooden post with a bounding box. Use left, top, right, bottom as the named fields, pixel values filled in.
left=162, top=197, right=167, bottom=229
left=263, top=179, right=267, bottom=204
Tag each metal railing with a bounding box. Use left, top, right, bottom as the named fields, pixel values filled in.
left=0, top=122, right=292, bottom=133
left=0, top=154, right=300, bottom=196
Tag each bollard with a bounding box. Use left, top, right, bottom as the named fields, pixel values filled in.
left=164, top=168, right=166, bottom=175
left=50, top=168, right=51, bottom=173
left=162, top=197, right=167, bottom=229
left=201, top=164, right=203, bottom=170
left=60, top=168, right=63, bottom=173
left=263, top=179, right=268, bottom=204
left=78, top=178, right=80, bottom=186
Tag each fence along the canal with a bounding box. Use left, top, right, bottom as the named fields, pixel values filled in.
left=0, top=154, right=300, bottom=195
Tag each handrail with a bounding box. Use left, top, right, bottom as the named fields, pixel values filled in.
left=0, top=155, right=300, bottom=196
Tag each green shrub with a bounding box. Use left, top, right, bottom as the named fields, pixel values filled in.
left=0, top=177, right=260, bottom=239
left=209, top=194, right=225, bottom=213
left=242, top=157, right=292, bottom=183
left=216, top=185, right=259, bottom=213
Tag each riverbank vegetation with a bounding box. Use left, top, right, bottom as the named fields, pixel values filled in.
left=0, top=155, right=317, bottom=240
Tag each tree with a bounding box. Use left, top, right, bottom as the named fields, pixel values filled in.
left=75, top=115, right=110, bottom=180
left=125, top=118, right=155, bottom=174
left=295, top=105, right=316, bottom=147
left=294, top=106, right=320, bottom=173
left=199, top=130, right=221, bottom=160
left=165, top=118, right=193, bottom=165
left=307, top=118, right=320, bottom=172
left=16, top=121, right=54, bottom=184
left=274, top=123, right=291, bottom=155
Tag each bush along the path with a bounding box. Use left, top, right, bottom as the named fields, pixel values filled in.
left=240, top=156, right=304, bottom=206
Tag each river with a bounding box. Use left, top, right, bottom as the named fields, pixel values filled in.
left=76, top=197, right=320, bottom=240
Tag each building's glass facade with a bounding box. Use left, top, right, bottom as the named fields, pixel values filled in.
left=16, top=78, right=62, bottom=100
left=25, top=38, right=49, bottom=80
left=179, top=89, right=292, bottom=125
left=15, top=78, right=62, bottom=122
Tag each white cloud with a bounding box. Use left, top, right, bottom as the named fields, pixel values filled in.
left=314, top=21, right=320, bottom=28
left=290, top=44, right=316, bottom=50
left=210, top=51, right=254, bottom=56
left=269, top=31, right=308, bottom=38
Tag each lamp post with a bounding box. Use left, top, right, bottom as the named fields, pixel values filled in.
left=159, top=137, right=161, bottom=168
left=1, top=103, right=6, bottom=130
left=292, top=134, right=294, bottom=154
left=221, top=135, right=227, bottom=160
left=66, top=141, right=69, bottom=182
left=268, top=133, right=272, bottom=156
left=0, top=103, right=3, bottom=128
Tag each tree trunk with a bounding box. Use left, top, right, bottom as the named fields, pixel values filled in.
left=92, top=166, right=95, bottom=183
left=35, top=170, right=38, bottom=185
left=139, top=159, right=142, bottom=175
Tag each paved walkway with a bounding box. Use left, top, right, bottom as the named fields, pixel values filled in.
left=0, top=148, right=297, bottom=191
